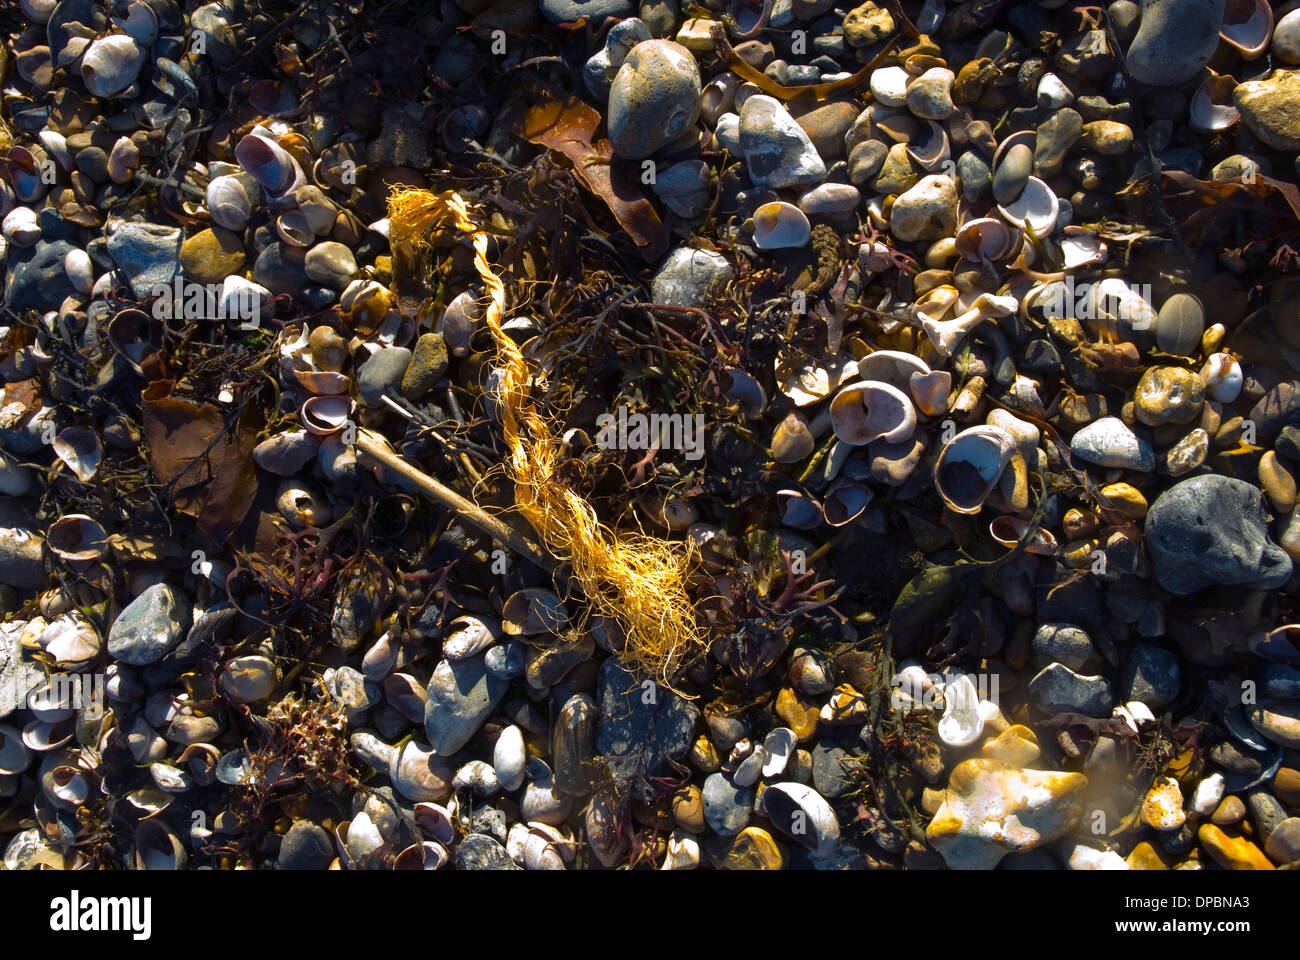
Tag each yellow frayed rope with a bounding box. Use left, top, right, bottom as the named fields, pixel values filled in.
left=387, top=187, right=707, bottom=687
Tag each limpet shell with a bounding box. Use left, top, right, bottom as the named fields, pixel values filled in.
left=47, top=514, right=109, bottom=563
left=829, top=381, right=917, bottom=446
left=81, top=35, right=145, bottom=98
left=934, top=425, right=1016, bottom=514
left=301, top=394, right=353, bottom=436
left=1219, top=0, right=1273, bottom=57
left=997, top=176, right=1058, bottom=236
left=52, top=426, right=102, bottom=482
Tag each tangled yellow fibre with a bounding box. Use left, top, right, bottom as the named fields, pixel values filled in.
left=387, top=187, right=708, bottom=687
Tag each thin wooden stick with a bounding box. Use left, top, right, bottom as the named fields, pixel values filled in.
left=354, top=428, right=555, bottom=572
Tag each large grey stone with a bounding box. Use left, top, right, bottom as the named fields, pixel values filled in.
left=106, top=583, right=190, bottom=666
left=424, top=654, right=507, bottom=755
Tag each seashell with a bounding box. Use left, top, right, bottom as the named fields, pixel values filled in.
left=1084, top=277, right=1157, bottom=337
left=206, top=175, right=253, bottom=231
left=276, top=478, right=331, bottom=528
left=438, top=291, right=484, bottom=357
left=234, top=132, right=301, bottom=196
left=934, top=425, right=1016, bottom=514
left=823, top=478, right=873, bottom=526
left=112, top=0, right=159, bottom=45
left=922, top=291, right=1017, bottom=358
left=955, top=217, right=1020, bottom=261
left=7, top=147, right=47, bottom=203
left=394, top=841, right=449, bottom=870
left=249, top=80, right=299, bottom=117
left=1189, top=71, right=1239, bottom=133
left=1219, top=0, right=1272, bottom=57
left=276, top=209, right=314, bottom=247
left=762, top=782, right=841, bottom=858
left=701, top=73, right=738, bottom=126
left=413, top=802, right=457, bottom=844
left=125, top=787, right=173, bottom=815
left=443, top=615, right=502, bottom=660
left=771, top=411, right=816, bottom=462
left=906, top=120, right=951, bottom=172
left=47, top=514, right=109, bottom=563
left=23, top=717, right=75, bottom=751
left=81, top=35, right=145, bottom=98
left=220, top=275, right=272, bottom=329
left=997, top=175, right=1058, bottom=236
left=0, top=725, right=32, bottom=775
left=718, top=367, right=766, bottom=419
left=502, top=589, right=569, bottom=636
left=856, top=349, right=929, bottom=391
left=293, top=185, right=338, bottom=235
left=1277, top=9, right=1300, bottom=64
left=752, top=201, right=811, bottom=250
left=52, top=426, right=102, bottom=481
left=151, top=763, right=192, bottom=794
left=776, top=354, right=858, bottom=406
left=829, top=381, right=917, bottom=446
left=909, top=369, right=952, bottom=416
left=777, top=489, right=825, bottom=530
left=3, top=205, right=41, bottom=246
left=1199, top=352, right=1243, bottom=403
left=135, top=820, right=187, bottom=870
left=1058, top=227, right=1106, bottom=269
left=761, top=728, right=796, bottom=779
left=292, top=359, right=351, bottom=396
left=990, top=515, right=1058, bottom=556
left=38, top=130, right=71, bottom=171
left=453, top=759, right=500, bottom=797
left=43, top=759, right=93, bottom=811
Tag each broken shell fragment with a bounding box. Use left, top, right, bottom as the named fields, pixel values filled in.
left=935, top=425, right=1017, bottom=514
left=47, top=514, right=109, bottom=563
left=823, top=478, right=873, bottom=527
left=1219, top=0, right=1273, bottom=57
left=830, top=381, right=917, bottom=446
left=52, top=426, right=102, bottom=482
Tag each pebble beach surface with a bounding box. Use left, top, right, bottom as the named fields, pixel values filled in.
left=3, top=0, right=1300, bottom=873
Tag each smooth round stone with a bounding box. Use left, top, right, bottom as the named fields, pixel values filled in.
left=253, top=242, right=309, bottom=296
left=1265, top=818, right=1300, bottom=864
left=1080, top=120, right=1133, bottom=155
left=869, top=66, right=909, bottom=107
left=957, top=151, right=991, bottom=202
left=219, top=655, right=278, bottom=703
left=1135, top=366, right=1204, bottom=427
left=906, top=67, right=955, bottom=120
left=1145, top=475, right=1293, bottom=595
left=1141, top=777, right=1186, bottom=831
left=1211, top=795, right=1247, bottom=825
left=1070, top=416, right=1154, bottom=471
left=1163, top=427, right=1207, bottom=476
left=1125, top=0, right=1225, bottom=86
left=278, top=820, right=334, bottom=869
left=1120, top=644, right=1181, bottom=708
left=793, top=100, right=859, bottom=161
left=889, top=174, right=958, bottom=242
left=739, top=94, right=826, bottom=190
left=424, top=654, right=508, bottom=755
left=650, top=247, right=733, bottom=307
left=583, top=17, right=652, bottom=100
left=107, top=583, right=191, bottom=666
left=846, top=139, right=887, bottom=187
left=714, top=112, right=741, bottom=153
left=1260, top=451, right=1297, bottom=514
left=873, top=141, right=920, bottom=195
left=702, top=772, right=754, bottom=836
left=607, top=39, right=701, bottom=160
left=1234, top=70, right=1300, bottom=152
left=992, top=143, right=1032, bottom=204
left=400, top=332, right=449, bottom=401
left=797, top=182, right=860, bottom=215
left=539, top=0, right=633, bottom=24
left=1034, top=108, right=1082, bottom=178
left=1277, top=10, right=1300, bottom=66
left=1198, top=823, right=1274, bottom=869
left=1247, top=700, right=1300, bottom=749
left=303, top=241, right=357, bottom=289
left=179, top=227, right=245, bottom=285
left=357, top=347, right=412, bottom=407
left=1155, top=293, right=1204, bottom=356
left=1250, top=381, right=1300, bottom=442
left=1031, top=623, right=1093, bottom=671
left=1037, top=72, right=1073, bottom=109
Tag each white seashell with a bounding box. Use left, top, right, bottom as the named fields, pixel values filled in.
left=47, top=514, right=108, bottom=562
left=220, top=275, right=271, bottom=328
left=81, top=35, right=146, bottom=99
left=235, top=132, right=302, bottom=196
left=856, top=349, right=930, bottom=391
left=1199, top=352, right=1242, bottom=403
left=823, top=478, right=873, bottom=526
left=206, top=175, right=253, bottom=231
left=1059, top=228, right=1106, bottom=269
left=937, top=673, right=983, bottom=747
left=997, top=175, right=1059, bottom=236
left=752, top=201, right=811, bottom=250
left=1189, top=73, right=1239, bottom=133
left=778, top=489, right=824, bottom=529
left=1276, top=9, right=1300, bottom=65
left=344, top=811, right=385, bottom=862
left=113, top=0, right=160, bottom=45
left=64, top=248, right=94, bottom=294
left=905, top=120, right=951, bottom=173
left=453, top=760, right=500, bottom=796
left=762, top=782, right=841, bottom=858
left=934, top=425, right=1017, bottom=514
left=1219, top=0, right=1272, bottom=57
left=955, top=217, right=1019, bottom=261
left=662, top=829, right=700, bottom=870
left=761, top=728, right=797, bottom=778
left=829, top=381, right=916, bottom=446
left=38, top=130, right=71, bottom=170
left=300, top=394, right=352, bottom=436
left=22, top=718, right=74, bottom=751
left=921, top=291, right=1017, bottom=358
left=2, top=206, right=41, bottom=246
left=46, top=764, right=91, bottom=809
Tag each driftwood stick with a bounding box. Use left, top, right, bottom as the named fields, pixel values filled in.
left=354, top=428, right=556, bottom=572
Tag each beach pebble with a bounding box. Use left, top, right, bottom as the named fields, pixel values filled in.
left=1028, top=663, right=1114, bottom=716
left=1070, top=416, right=1155, bottom=471
left=1145, top=476, right=1293, bottom=595
left=889, top=174, right=958, bottom=242
left=1125, top=0, right=1225, bottom=86
left=702, top=772, right=755, bottom=836
left=607, top=39, right=701, bottom=159
left=1234, top=69, right=1300, bottom=152
left=739, top=95, right=826, bottom=190
left=106, top=583, right=191, bottom=666
left=651, top=247, right=733, bottom=307
left=583, top=17, right=652, bottom=100
left=926, top=759, right=1087, bottom=869
left=423, top=654, right=508, bottom=755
